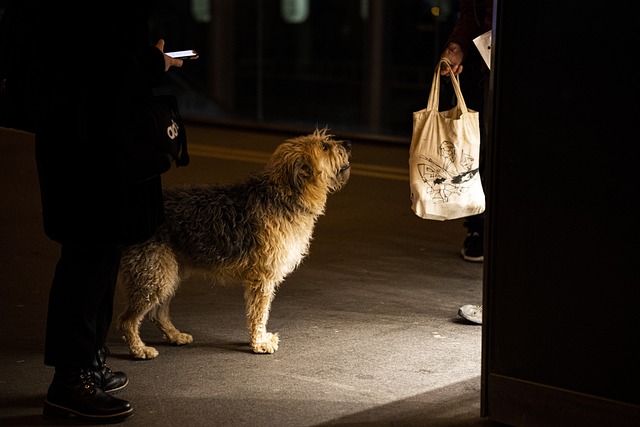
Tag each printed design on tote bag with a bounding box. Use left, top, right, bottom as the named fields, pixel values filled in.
left=417, top=140, right=479, bottom=203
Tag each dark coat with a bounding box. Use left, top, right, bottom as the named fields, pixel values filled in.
left=443, top=0, right=493, bottom=112
left=445, top=0, right=493, bottom=59
left=33, top=1, right=167, bottom=247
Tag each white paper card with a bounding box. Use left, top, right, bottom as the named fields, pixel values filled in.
left=472, top=30, right=492, bottom=70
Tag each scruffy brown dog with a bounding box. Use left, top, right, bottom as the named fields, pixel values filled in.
left=117, top=129, right=351, bottom=359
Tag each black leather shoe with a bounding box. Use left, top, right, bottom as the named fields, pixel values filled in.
left=94, top=346, right=129, bottom=393
left=43, top=368, right=134, bottom=423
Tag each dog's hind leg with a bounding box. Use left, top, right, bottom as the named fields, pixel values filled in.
left=117, top=242, right=181, bottom=359
left=118, top=301, right=160, bottom=360
left=244, top=282, right=280, bottom=354
left=148, top=298, right=193, bottom=346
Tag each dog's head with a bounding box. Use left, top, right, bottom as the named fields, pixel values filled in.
left=266, top=128, right=351, bottom=208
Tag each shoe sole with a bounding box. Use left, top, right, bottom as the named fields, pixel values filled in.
left=457, top=308, right=482, bottom=325
left=461, top=249, right=484, bottom=263
left=106, top=378, right=130, bottom=394
left=43, top=400, right=133, bottom=423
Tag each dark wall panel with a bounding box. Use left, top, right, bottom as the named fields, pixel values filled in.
left=484, top=0, right=640, bottom=424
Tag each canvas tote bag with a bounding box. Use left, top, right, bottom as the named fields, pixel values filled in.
left=409, top=58, right=485, bottom=221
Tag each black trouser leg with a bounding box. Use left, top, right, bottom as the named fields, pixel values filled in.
left=464, top=72, right=490, bottom=236
left=44, top=245, right=121, bottom=369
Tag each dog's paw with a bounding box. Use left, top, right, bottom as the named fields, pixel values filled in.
left=251, top=332, right=279, bottom=354
left=169, top=332, right=193, bottom=346
left=131, top=345, right=160, bottom=360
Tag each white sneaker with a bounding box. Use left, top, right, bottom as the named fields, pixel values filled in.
left=458, top=304, right=482, bottom=324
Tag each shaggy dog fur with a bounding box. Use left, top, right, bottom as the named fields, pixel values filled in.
left=117, top=129, right=351, bottom=359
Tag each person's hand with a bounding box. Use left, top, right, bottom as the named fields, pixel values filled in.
left=155, top=39, right=183, bottom=71
left=440, top=42, right=464, bottom=75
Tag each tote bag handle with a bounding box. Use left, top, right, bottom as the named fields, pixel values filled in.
left=426, top=58, right=469, bottom=114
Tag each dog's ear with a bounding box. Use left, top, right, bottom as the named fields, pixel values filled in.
left=292, top=159, right=313, bottom=192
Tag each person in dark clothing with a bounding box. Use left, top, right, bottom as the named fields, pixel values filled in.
left=440, top=0, right=492, bottom=264
left=30, top=1, right=185, bottom=422
left=440, top=0, right=493, bottom=325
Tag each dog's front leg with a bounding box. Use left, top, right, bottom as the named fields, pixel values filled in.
left=244, top=283, right=279, bottom=354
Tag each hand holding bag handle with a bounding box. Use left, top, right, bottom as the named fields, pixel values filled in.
left=427, top=58, right=469, bottom=116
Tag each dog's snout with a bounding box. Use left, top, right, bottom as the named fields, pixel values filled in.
left=343, top=140, right=352, bottom=153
